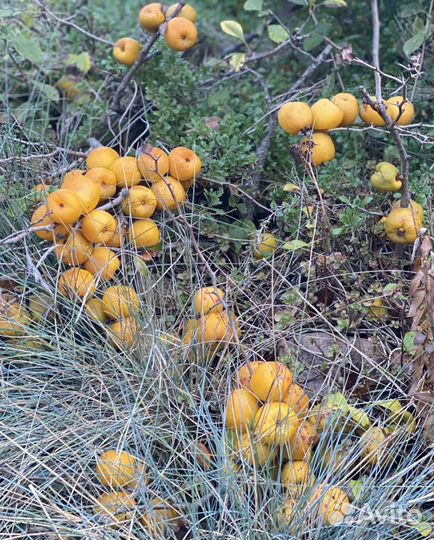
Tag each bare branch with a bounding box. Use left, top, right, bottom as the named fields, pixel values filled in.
left=35, top=0, right=114, bottom=46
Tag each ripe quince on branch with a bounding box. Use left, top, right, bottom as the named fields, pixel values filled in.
left=370, top=162, right=402, bottom=193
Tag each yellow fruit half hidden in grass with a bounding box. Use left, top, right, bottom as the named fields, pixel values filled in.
left=84, top=247, right=121, bottom=281
left=278, top=499, right=300, bottom=526
left=253, top=232, right=278, bottom=259
left=94, top=492, right=137, bottom=526
left=0, top=302, right=30, bottom=337
left=278, top=101, right=313, bottom=135
left=287, top=420, right=316, bottom=460
left=311, top=98, right=344, bottom=130
left=140, top=498, right=181, bottom=535
left=102, top=285, right=140, bottom=319
left=310, top=485, right=350, bottom=525
left=58, top=268, right=96, bottom=299
left=386, top=96, right=415, bottom=125
left=225, top=388, right=259, bottom=433
left=250, top=361, right=293, bottom=401
left=96, top=449, right=142, bottom=489
left=55, top=231, right=93, bottom=266
left=281, top=461, right=315, bottom=497
left=331, top=92, right=359, bottom=126
left=85, top=298, right=108, bottom=323
left=87, top=147, right=120, bottom=170
left=254, top=402, right=299, bottom=446
left=300, top=132, right=335, bottom=166
left=194, top=286, right=224, bottom=315
left=232, top=432, right=276, bottom=468
left=139, top=3, right=166, bottom=32
left=165, top=17, right=198, bottom=51
left=360, top=426, right=391, bottom=466
left=370, top=162, right=402, bottom=192
left=109, top=317, right=140, bottom=348
left=196, top=311, right=231, bottom=344
left=128, top=218, right=161, bottom=248
left=113, top=38, right=142, bottom=66
left=384, top=207, right=422, bottom=244
left=151, top=176, right=186, bottom=210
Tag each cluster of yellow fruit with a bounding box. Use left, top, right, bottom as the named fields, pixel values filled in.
left=224, top=360, right=392, bottom=527
left=113, top=2, right=198, bottom=66
left=278, top=93, right=415, bottom=166
left=370, top=161, right=424, bottom=245
left=94, top=449, right=180, bottom=532
left=29, top=143, right=201, bottom=346
left=182, top=287, right=240, bottom=349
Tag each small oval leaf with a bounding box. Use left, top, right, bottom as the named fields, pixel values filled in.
left=220, top=20, right=245, bottom=41
left=268, top=24, right=289, bottom=44
left=229, top=52, right=246, bottom=71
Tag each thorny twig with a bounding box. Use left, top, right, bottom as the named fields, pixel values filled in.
left=35, top=0, right=114, bottom=46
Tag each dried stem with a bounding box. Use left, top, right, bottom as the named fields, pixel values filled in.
left=364, top=0, right=410, bottom=208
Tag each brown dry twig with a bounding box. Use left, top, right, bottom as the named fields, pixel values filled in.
left=35, top=0, right=114, bottom=46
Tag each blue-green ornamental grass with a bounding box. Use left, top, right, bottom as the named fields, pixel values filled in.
left=1, top=0, right=434, bottom=538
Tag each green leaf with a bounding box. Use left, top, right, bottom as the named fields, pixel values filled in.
left=66, top=52, right=92, bottom=74
left=243, top=0, right=263, bottom=11
left=288, top=0, right=307, bottom=4
left=33, top=81, right=60, bottom=103
left=349, top=479, right=364, bottom=500
left=304, top=32, right=324, bottom=51
left=229, top=52, right=246, bottom=72
left=324, top=0, right=347, bottom=6
left=403, top=30, right=427, bottom=56
left=134, top=256, right=149, bottom=277
left=348, top=406, right=372, bottom=429
left=404, top=331, right=417, bottom=353
left=376, top=399, right=403, bottom=414
left=412, top=519, right=433, bottom=537
left=220, top=20, right=245, bottom=41
left=283, top=183, right=300, bottom=193
left=283, top=239, right=310, bottom=251
left=326, top=392, right=350, bottom=412
left=268, top=24, right=289, bottom=44
left=0, top=8, right=17, bottom=17
left=11, top=34, right=43, bottom=64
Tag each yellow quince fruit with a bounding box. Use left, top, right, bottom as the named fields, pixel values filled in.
left=370, top=162, right=402, bottom=193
